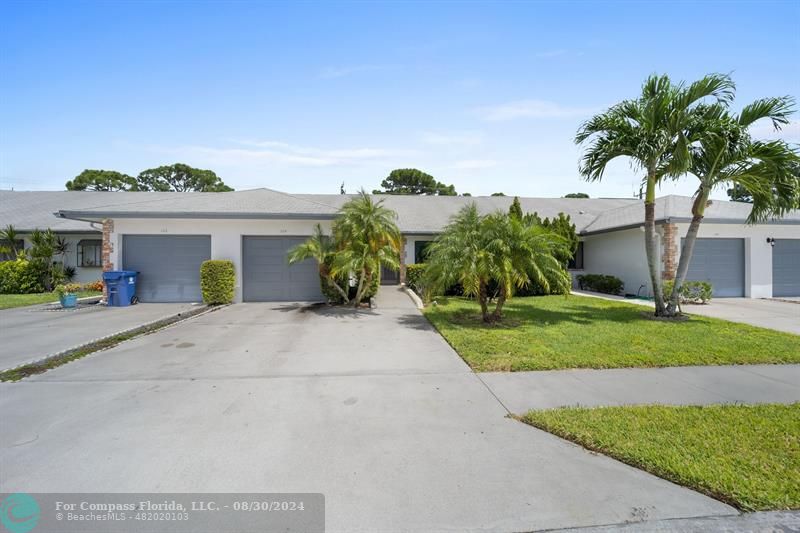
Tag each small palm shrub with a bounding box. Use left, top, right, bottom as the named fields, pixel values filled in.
left=289, top=192, right=401, bottom=307
left=425, top=204, right=571, bottom=323
left=200, top=260, right=235, bottom=305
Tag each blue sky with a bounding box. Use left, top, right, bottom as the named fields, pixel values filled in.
left=1, top=0, right=798, bottom=199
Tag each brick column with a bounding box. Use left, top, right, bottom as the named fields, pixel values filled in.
left=661, top=223, right=678, bottom=280
left=399, top=237, right=407, bottom=284
left=101, top=219, right=115, bottom=300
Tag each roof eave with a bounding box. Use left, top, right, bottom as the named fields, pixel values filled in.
left=57, top=211, right=338, bottom=221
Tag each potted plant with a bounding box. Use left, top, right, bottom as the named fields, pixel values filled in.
left=55, top=283, right=81, bottom=308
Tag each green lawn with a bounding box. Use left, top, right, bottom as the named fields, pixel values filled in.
left=0, top=291, right=101, bottom=310
left=522, top=403, right=800, bottom=511
left=423, top=295, right=800, bottom=371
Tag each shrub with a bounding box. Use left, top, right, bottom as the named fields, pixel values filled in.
left=83, top=279, right=104, bottom=292
left=577, top=274, right=624, bottom=295
left=200, top=260, right=235, bottom=305
left=0, top=259, right=47, bottom=294
left=405, top=263, right=426, bottom=292
left=663, top=280, right=713, bottom=304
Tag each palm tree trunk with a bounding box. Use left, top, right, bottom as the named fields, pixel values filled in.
left=644, top=173, right=667, bottom=316
left=479, top=281, right=490, bottom=322
left=327, top=277, right=350, bottom=304
left=353, top=267, right=368, bottom=308
left=667, top=190, right=708, bottom=314
left=491, top=285, right=507, bottom=322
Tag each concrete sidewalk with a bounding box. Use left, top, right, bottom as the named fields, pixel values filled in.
left=480, top=364, right=800, bottom=414
left=0, top=302, right=199, bottom=371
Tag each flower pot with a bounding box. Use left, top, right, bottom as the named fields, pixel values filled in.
left=60, top=294, right=78, bottom=308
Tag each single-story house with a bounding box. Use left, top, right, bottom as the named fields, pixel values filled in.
left=1, top=189, right=798, bottom=301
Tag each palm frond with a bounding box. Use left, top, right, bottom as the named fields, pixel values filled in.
left=738, top=96, right=796, bottom=129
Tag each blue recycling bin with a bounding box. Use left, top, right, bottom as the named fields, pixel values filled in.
left=103, top=270, right=139, bottom=307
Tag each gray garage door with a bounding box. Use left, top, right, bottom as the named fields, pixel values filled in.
left=242, top=236, right=324, bottom=302
left=683, top=238, right=745, bottom=297
left=773, top=239, right=800, bottom=297
left=122, top=235, right=211, bottom=302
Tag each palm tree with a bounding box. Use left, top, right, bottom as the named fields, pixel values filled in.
left=287, top=223, right=350, bottom=304
left=576, top=73, right=735, bottom=316
left=425, top=205, right=571, bottom=323
left=331, top=191, right=402, bottom=307
left=0, top=224, right=20, bottom=259
left=666, top=98, right=800, bottom=314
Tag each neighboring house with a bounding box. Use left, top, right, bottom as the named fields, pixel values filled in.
left=1, top=189, right=798, bottom=301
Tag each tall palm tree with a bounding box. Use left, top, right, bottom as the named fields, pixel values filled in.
left=666, top=98, right=800, bottom=314
left=332, top=191, right=402, bottom=307
left=287, top=223, right=350, bottom=304
left=575, top=73, right=735, bottom=316
left=425, top=205, right=571, bottom=323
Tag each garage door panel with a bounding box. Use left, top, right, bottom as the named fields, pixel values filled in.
left=122, top=235, right=211, bottom=303
left=773, top=239, right=800, bottom=297
left=682, top=238, right=745, bottom=298
left=242, top=236, right=324, bottom=302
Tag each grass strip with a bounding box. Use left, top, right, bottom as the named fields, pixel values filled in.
left=522, top=403, right=800, bottom=511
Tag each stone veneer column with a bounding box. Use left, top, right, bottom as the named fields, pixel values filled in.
left=101, top=219, right=114, bottom=300
left=661, top=223, right=678, bottom=280
left=399, top=237, right=407, bottom=284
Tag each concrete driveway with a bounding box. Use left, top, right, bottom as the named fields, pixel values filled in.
left=683, top=298, right=800, bottom=335
left=0, top=302, right=199, bottom=371
left=0, top=288, right=734, bottom=532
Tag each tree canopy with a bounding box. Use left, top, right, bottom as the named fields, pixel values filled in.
left=66, top=170, right=137, bottom=191
left=564, top=192, right=590, bottom=198
left=65, top=163, right=233, bottom=192
left=137, top=163, right=233, bottom=192
left=373, top=168, right=457, bottom=196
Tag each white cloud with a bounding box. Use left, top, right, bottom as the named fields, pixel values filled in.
left=155, top=140, right=414, bottom=168
left=749, top=119, right=800, bottom=143
left=476, top=99, right=595, bottom=121
left=452, top=159, right=497, bottom=170
left=420, top=131, right=483, bottom=146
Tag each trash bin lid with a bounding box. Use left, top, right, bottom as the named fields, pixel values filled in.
left=120, top=270, right=139, bottom=277
left=102, top=271, right=124, bottom=280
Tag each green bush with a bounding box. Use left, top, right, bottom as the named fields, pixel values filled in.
left=577, top=274, right=624, bottom=295
left=200, top=260, right=235, bottom=305
left=405, top=263, right=426, bottom=292
left=663, top=280, right=713, bottom=304
left=0, top=259, right=47, bottom=294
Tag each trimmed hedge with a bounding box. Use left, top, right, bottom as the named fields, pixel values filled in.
left=200, top=260, right=235, bottom=305
left=576, top=273, right=624, bottom=295
left=0, top=259, right=48, bottom=294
